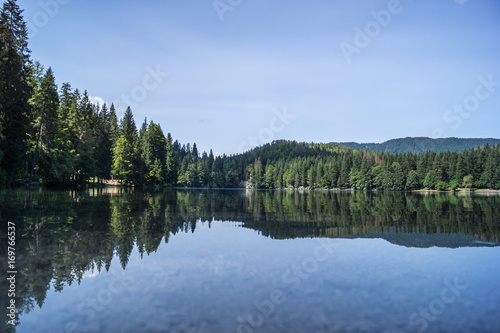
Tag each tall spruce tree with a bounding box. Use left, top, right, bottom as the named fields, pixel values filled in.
left=121, top=106, right=137, bottom=144
left=480, top=147, right=497, bottom=189
left=165, top=132, right=178, bottom=185
left=338, top=153, right=352, bottom=188
left=95, top=103, right=113, bottom=181
left=136, top=118, right=148, bottom=182
left=73, top=90, right=96, bottom=181
left=36, top=67, right=66, bottom=182
left=112, top=106, right=138, bottom=182
left=108, top=103, right=119, bottom=143
left=112, top=136, right=136, bottom=184
left=0, top=0, right=32, bottom=182
left=141, top=121, right=167, bottom=183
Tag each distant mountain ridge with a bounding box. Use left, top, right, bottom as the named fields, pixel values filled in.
left=331, top=137, right=500, bottom=154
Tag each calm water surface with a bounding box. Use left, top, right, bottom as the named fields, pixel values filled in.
left=1, top=188, right=500, bottom=333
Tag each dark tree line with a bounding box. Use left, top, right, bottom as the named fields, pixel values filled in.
left=174, top=140, right=500, bottom=191
left=243, top=141, right=500, bottom=191
left=1, top=0, right=498, bottom=190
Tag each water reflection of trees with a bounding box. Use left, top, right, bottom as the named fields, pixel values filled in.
left=242, top=190, right=500, bottom=241
left=1, top=188, right=499, bottom=331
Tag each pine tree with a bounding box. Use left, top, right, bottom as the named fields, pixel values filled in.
left=264, top=163, right=275, bottom=189
left=152, top=158, right=164, bottom=184
left=338, top=153, right=352, bottom=188
left=192, top=143, right=199, bottom=162
left=307, top=165, right=316, bottom=188
left=480, top=149, right=497, bottom=189
left=26, top=62, right=44, bottom=176
left=145, top=122, right=167, bottom=183
left=455, top=152, right=467, bottom=183
left=136, top=118, right=148, bottom=182
left=39, top=67, right=59, bottom=139
left=432, top=157, right=443, bottom=183
left=184, top=162, right=197, bottom=187
left=0, top=0, right=32, bottom=182
left=36, top=67, right=64, bottom=182
left=208, top=149, right=214, bottom=172
left=112, top=136, right=135, bottom=183
left=111, top=106, right=138, bottom=182
left=27, top=66, right=75, bottom=183
left=73, top=90, right=96, bottom=181
left=495, top=146, right=500, bottom=189
left=165, top=133, right=178, bottom=185
left=94, top=103, right=113, bottom=181
left=108, top=103, right=119, bottom=144
left=120, top=106, right=137, bottom=145
left=196, top=162, right=205, bottom=187
left=56, top=83, right=79, bottom=180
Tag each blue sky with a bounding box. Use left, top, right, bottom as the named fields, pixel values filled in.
left=20, top=0, right=500, bottom=155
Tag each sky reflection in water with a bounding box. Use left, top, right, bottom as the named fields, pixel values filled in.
left=2, top=189, right=499, bottom=333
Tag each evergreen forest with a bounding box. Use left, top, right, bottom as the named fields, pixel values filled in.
left=1, top=0, right=499, bottom=191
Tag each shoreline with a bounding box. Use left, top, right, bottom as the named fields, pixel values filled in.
left=8, top=181, right=500, bottom=194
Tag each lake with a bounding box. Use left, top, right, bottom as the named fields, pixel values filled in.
left=1, top=188, right=500, bottom=333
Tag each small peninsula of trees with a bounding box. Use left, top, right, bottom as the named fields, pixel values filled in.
left=0, top=0, right=499, bottom=191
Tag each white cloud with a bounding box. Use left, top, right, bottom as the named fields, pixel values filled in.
left=82, top=269, right=99, bottom=279
left=89, top=96, right=106, bottom=106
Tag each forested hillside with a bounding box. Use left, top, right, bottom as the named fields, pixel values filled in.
left=333, top=137, right=500, bottom=154
left=177, top=140, right=500, bottom=191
